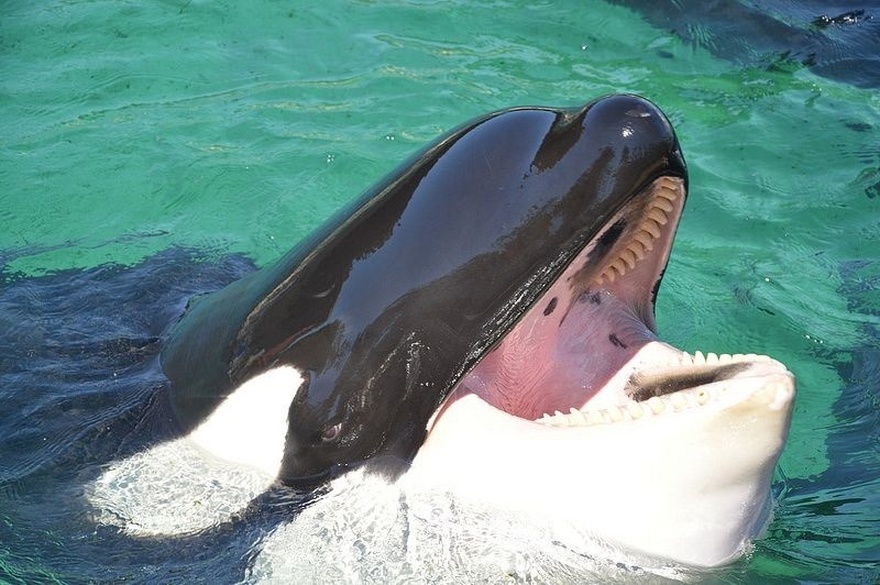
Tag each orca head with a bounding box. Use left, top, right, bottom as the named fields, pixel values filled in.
left=162, top=95, right=792, bottom=521
left=151, top=94, right=794, bottom=566
left=261, top=94, right=692, bottom=484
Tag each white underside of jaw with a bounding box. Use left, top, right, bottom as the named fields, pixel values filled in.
left=409, top=342, right=796, bottom=568
left=403, top=177, right=797, bottom=568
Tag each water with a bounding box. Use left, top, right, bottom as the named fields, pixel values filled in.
left=2, top=1, right=879, bottom=583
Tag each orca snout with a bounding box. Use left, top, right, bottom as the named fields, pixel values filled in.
left=580, top=94, right=687, bottom=181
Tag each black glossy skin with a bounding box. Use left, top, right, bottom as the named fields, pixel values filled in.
left=161, top=94, right=687, bottom=485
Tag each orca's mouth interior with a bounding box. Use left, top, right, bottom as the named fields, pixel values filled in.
left=437, top=175, right=793, bottom=431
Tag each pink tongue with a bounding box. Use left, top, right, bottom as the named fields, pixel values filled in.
left=455, top=290, right=658, bottom=420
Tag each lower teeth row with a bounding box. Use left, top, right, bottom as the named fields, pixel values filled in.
left=535, top=386, right=713, bottom=428
left=535, top=352, right=784, bottom=428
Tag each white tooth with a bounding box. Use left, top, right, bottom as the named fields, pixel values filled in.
left=671, top=392, right=688, bottom=411
left=608, top=406, right=624, bottom=422
left=647, top=209, right=668, bottom=225
left=635, top=231, right=655, bottom=251
left=569, top=408, right=587, bottom=425
left=627, top=243, right=645, bottom=261
left=627, top=402, right=644, bottom=419
left=654, top=197, right=674, bottom=212
left=605, top=269, right=617, bottom=283
left=719, top=353, right=732, bottom=363
left=696, top=389, right=710, bottom=405
left=693, top=351, right=706, bottom=364
left=647, top=396, right=665, bottom=415
left=706, top=352, right=719, bottom=364
left=621, top=248, right=638, bottom=268
left=612, top=259, right=627, bottom=276
left=588, top=410, right=604, bottom=425
left=679, top=352, right=692, bottom=365
left=643, top=220, right=661, bottom=238
left=657, top=187, right=678, bottom=201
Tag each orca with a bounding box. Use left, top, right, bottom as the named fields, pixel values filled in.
left=158, top=94, right=795, bottom=566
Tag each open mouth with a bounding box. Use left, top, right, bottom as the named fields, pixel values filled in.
left=432, top=175, right=794, bottom=432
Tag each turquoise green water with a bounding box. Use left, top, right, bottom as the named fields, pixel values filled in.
left=2, top=1, right=879, bottom=583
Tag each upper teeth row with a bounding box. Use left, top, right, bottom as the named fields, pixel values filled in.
left=593, top=182, right=679, bottom=286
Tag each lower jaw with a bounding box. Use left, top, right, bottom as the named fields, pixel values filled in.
left=410, top=342, right=795, bottom=567
left=534, top=340, right=795, bottom=427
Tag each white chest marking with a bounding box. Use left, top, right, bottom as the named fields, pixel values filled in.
left=189, top=365, right=304, bottom=478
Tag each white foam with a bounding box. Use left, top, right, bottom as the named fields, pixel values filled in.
left=88, top=436, right=274, bottom=536
left=87, top=366, right=304, bottom=536
left=248, top=468, right=693, bottom=584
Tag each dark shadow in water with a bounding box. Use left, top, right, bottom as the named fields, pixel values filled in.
left=612, top=0, right=880, bottom=88
left=0, top=248, right=313, bottom=584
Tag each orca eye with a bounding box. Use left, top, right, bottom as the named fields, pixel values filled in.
left=321, top=422, right=342, bottom=443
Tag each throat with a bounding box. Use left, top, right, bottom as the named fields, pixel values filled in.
left=455, top=289, right=657, bottom=421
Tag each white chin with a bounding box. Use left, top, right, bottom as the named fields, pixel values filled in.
left=409, top=341, right=795, bottom=568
